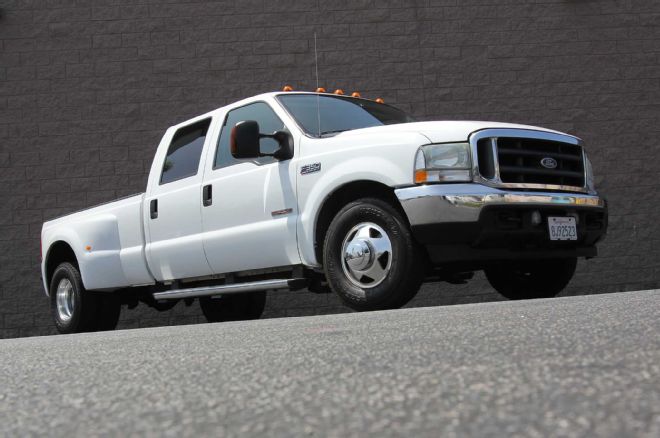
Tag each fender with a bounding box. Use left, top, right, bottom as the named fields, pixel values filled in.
left=43, top=214, right=127, bottom=292
left=297, top=140, right=423, bottom=266
left=42, top=231, right=83, bottom=295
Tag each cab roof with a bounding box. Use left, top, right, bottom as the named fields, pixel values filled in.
left=169, top=91, right=392, bottom=131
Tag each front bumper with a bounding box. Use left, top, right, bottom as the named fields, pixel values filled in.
left=395, top=184, right=608, bottom=265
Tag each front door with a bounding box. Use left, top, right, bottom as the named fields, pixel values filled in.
left=201, top=102, right=300, bottom=274
left=144, top=118, right=214, bottom=281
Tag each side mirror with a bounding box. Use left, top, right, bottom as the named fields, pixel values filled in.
left=230, top=120, right=295, bottom=161
left=231, top=120, right=260, bottom=159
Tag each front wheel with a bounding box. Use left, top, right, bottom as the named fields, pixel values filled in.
left=50, top=262, right=121, bottom=334
left=485, top=257, right=577, bottom=300
left=323, top=198, right=425, bottom=311
left=199, top=291, right=267, bottom=323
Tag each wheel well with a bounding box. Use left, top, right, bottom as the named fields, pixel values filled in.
left=45, top=241, right=78, bottom=290
left=314, top=180, right=407, bottom=264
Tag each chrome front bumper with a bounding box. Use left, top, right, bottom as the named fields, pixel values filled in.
left=395, top=184, right=605, bottom=227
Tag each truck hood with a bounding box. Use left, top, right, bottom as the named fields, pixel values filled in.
left=334, top=121, right=574, bottom=144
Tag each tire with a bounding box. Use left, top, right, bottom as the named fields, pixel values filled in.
left=49, top=262, right=121, bottom=334
left=485, top=257, right=577, bottom=300
left=95, top=293, right=122, bottom=331
left=199, top=291, right=267, bottom=323
left=323, top=197, right=425, bottom=311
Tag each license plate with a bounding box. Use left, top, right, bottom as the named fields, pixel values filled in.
left=548, top=217, right=577, bottom=241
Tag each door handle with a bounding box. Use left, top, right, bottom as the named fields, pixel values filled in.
left=150, top=199, right=158, bottom=219
left=202, top=184, right=212, bottom=207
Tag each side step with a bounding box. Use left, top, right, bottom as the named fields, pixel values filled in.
left=152, top=278, right=307, bottom=301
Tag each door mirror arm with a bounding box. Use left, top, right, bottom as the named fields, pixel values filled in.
left=259, top=131, right=294, bottom=161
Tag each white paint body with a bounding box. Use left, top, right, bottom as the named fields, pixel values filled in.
left=40, top=92, right=566, bottom=294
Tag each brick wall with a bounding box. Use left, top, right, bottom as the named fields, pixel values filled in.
left=1, top=0, right=659, bottom=338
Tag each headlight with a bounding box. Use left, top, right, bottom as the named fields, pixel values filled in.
left=584, top=152, right=596, bottom=193
left=414, top=143, right=472, bottom=183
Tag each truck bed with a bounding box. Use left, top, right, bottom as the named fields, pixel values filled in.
left=41, top=193, right=154, bottom=292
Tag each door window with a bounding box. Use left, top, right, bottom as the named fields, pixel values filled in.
left=160, top=119, right=211, bottom=185
left=214, top=102, right=288, bottom=169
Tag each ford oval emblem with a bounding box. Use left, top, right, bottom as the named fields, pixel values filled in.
left=540, top=157, right=558, bottom=169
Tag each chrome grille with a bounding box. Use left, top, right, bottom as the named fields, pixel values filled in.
left=497, top=137, right=584, bottom=187
left=473, top=130, right=586, bottom=192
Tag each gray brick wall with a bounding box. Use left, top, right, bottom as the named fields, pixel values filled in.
left=1, top=0, right=659, bottom=338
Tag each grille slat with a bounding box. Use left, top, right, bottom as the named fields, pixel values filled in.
left=497, top=148, right=582, bottom=162
left=477, top=136, right=585, bottom=189
left=499, top=166, right=584, bottom=178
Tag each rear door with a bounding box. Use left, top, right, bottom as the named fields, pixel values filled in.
left=144, top=118, right=215, bottom=281
left=200, top=101, right=300, bottom=274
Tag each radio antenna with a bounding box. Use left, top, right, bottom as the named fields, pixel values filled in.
left=314, top=32, right=321, bottom=138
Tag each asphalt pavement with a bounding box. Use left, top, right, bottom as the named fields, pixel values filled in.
left=1, top=290, right=659, bottom=437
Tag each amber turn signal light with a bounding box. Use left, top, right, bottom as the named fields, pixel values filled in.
left=414, top=170, right=428, bottom=184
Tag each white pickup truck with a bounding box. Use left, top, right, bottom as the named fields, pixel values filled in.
left=41, top=90, right=608, bottom=333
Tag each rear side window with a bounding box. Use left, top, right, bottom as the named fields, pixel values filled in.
left=160, top=119, right=211, bottom=185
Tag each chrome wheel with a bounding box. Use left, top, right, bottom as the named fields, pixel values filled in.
left=341, top=222, right=393, bottom=288
left=56, top=278, right=75, bottom=322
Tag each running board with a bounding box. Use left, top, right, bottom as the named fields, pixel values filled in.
left=152, top=278, right=307, bottom=301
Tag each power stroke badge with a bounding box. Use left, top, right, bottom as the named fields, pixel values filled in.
left=301, top=162, right=321, bottom=175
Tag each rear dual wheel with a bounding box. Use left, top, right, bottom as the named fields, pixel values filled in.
left=50, top=262, right=121, bottom=334
left=199, top=291, right=267, bottom=323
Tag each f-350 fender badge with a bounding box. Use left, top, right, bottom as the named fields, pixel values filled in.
left=301, top=162, right=321, bottom=175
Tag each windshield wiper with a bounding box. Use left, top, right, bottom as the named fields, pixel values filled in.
left=319, top=129, right=349, bottom=138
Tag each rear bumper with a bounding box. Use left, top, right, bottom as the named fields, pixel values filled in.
left=395, top=184, right=608, bottom=265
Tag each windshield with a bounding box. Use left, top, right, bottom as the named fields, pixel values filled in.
left=276, top=94, right=415, bottom=138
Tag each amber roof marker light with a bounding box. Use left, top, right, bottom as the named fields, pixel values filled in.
left=316, top=87, right=326, bottom=93
left=334, top=89, right=345, bottom=95
left=375, top=97, right=385, bottom=104
left=351, top=92, right=361, bottom=98
left=282, top=85, right=294, bottom=92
